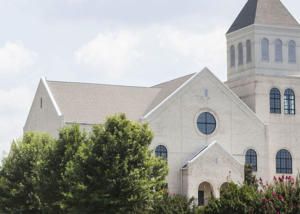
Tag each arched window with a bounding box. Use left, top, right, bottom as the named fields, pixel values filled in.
left=270, top=88, right=281, bottom=114
left=261, top=38, right=269, bottom=61
left=246, top=40, right=251, bottom=62
left=245, top=149, right=257, bottom=171
left=230, top=45, right=235, bottom=67
left=284, top=89, right=295, bottom=114
left=275, top=40, right=283, bottom=62
left=155, top=145, right=167, bottom=160
left=238, top=43, right=243, bottom=65
left=289, top=40, right=296, bottom=63
left=276, top=149, right=292, bottom=174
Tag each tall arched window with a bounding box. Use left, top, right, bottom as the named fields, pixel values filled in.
left=245, top=149, right=257, bottom=171
left=289, top=40, right=296, bottom=63
left=230, top=45, right=235, bottom=67
left=270, top=88, right=281, bottom=114
left=155, top=145, right=167, bottom=160
left=238, top=43, right=243, bottom=65
left=261, top=38, right=269, bottom=61
left=275, top=40, right=283, bottom=62
left=284, top=89, right=295, bottom=114
left=246, top=40, right=251, bottom=62
left=276, top=149, right=292, bottom=174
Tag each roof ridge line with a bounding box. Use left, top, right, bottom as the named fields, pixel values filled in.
left=46, top=80, right=152, bottom=89
left=253, top=0, right=258, bottom=25
left=151, top=73, right=196, bottom=88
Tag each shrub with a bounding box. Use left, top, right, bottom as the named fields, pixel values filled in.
left=201, top=174, right=300, bottom=214
left=245, top=163, right=259, bottom=188
left=150, top=189, right=199, bottom=214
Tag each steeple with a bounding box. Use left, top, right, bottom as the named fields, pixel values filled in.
left=226, top=0, right=300, bottom=82
left=227, top=0, right=300, bottom=34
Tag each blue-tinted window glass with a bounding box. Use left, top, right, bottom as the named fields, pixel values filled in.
left=155, top=145, right=167, bottom=160
left=270, top=88, right=281, bottom=114
left=197, top=113, right=216, bottom=135
left=284, top=89, right=295, bottom=114
left=245, top=149, right=257, bottom=171
left=276, top=149, right=292, bottom=174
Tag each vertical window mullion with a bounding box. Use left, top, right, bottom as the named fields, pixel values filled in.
left=205, top=113, right=207, bottom=134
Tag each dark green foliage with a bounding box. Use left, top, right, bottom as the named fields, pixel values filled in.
left=0, top=124, right=87, bottom=213
left=0, top=132, right=61, bottom=214
left=200, top=181, right=257, bottom=214
left=244, top=164, right=258, bottom=188
left=62, top=113, right=169, bottom=213
left=150, top=189, right=199, bottom=214
left=0, top=114, right=169, bottom=213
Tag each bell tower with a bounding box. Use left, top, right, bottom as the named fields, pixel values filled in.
left=225, top=0, right=300, bottom=113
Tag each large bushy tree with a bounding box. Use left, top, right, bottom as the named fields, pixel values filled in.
left=0, top=113, right=169, bottom=213
left=63, top=113, right=169, bottom=213
left=0, top=124, right=87, bottom=213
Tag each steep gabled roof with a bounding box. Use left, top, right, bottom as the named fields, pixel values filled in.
left=46, top=74, right=195, bottom=123
left=227, top=0, right=300, bottom=34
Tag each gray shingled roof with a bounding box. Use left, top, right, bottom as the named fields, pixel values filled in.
left=227, top=0, right=300, bottom=34
left=145, top=73, right=195, bottom=114
left=47, top=73, right=195, bottom=123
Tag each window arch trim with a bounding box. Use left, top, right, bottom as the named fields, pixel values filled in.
left=276, top=149, right=292, bottom=174
left=243, top=147, right=259, bottom=156
left=274, top=147, right=293, bottom=159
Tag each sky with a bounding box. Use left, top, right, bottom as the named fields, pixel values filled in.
left=0, top=0, right=300, bottom=157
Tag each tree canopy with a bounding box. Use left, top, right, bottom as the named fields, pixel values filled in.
left=0, top=113, right=169, bottom=213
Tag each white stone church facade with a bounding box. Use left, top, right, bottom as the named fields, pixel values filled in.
left=23, top=0, right=300, bottom=206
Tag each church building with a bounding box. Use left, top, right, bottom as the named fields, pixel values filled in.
left=23, top=0, right=300, bottom=206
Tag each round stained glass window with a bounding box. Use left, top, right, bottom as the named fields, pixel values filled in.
left=197, top=112, right=216, bottom=134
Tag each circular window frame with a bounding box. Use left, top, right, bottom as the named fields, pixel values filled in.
left=194, top=109, right=219, bottom=137
left=197, top=113, right=216, bottom=134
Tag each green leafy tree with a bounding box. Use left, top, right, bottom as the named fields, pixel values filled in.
left=63, top=113, right=169, bottom=213
left=0, top=124, right=88, bottom=213
left=0, top=132, right=58, bottom=213
left=0, top=114, right=168, bottom=213
left=244, top=164, right=258, bottom=188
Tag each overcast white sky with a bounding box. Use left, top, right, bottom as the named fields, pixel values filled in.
left=0, top=0, right=299, bottom=157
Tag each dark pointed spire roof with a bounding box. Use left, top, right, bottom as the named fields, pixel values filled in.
left=227, top=0, right=300, bottom=34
